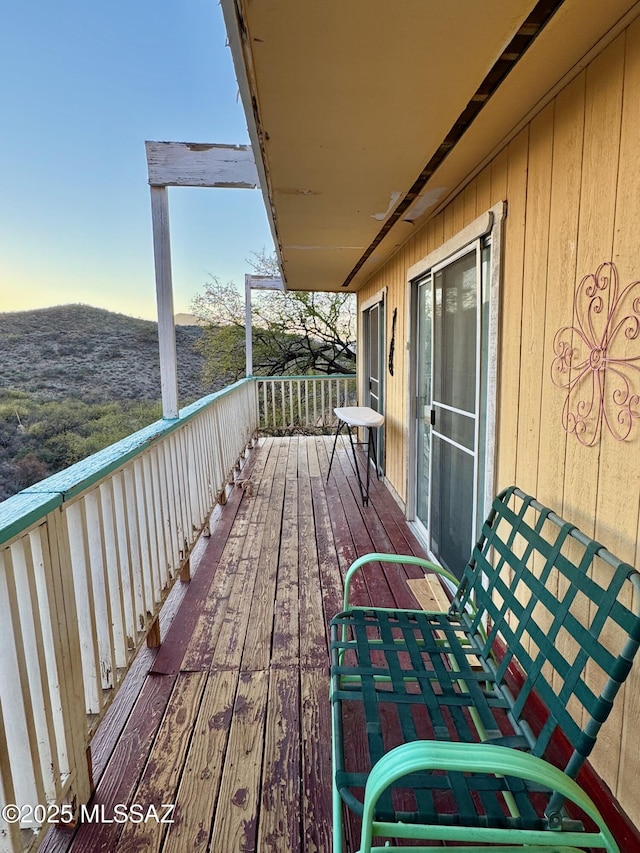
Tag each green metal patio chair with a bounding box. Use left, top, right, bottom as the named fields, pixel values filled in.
left=330, top=487, right=640, bottom=852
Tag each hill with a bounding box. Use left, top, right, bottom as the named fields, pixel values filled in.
left=0, top=305, right=223, bottom=501
left=0, top=304, right=210, bottom=403
left=174, top=312, right=202, bottom=326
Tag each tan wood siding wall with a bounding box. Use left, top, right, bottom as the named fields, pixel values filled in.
left=358, top=21, right=640, bottom=826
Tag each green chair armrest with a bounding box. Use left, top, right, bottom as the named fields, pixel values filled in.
left=359, top=741, right=619, bottom=853
left=343, top=552, right=458, bottom=611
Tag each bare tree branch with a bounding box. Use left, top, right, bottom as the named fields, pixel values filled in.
left=191, top=253, right=356, bottom=382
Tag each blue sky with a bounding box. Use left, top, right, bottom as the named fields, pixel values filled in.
left=0, top=1, right=274, bottom=320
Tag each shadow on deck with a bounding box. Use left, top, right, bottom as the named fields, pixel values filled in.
left=40, top=435, right=430, bottom=853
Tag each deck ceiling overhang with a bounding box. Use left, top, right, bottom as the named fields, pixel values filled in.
left=221, top=0, right=640, bottom=292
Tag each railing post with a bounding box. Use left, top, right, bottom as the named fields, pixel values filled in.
left=180, top=556, right=191, bottom=583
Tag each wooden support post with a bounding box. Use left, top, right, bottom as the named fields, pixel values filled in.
left=59, top=747, right=94, bottom=829
left=245, top=274, right=253, bottom=377
left=218, top=489, right=227, bottom=506
left=245, top=274, right=285, bottom=379
left=146, top=615, right=161, bottom=649
left=180, top=556, right=191, bottom=583
left=86, top=746, right=95, bottom=793
left=150, top=185, right=179, bottom=419
left=145, top=142, right=265, bottom=409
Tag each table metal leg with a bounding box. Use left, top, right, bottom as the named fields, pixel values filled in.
left=346, top=425, right=368, bottom=506
left=328, top=418, right=376, bottom=506
left=327, top=419, right=345, bottom=482
left=368, top=426, right=381, bottom=480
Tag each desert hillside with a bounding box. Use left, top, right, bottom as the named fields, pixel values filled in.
left=0, top=304, right=210, bottom=402
left=0, top=304, right=218, bottom=500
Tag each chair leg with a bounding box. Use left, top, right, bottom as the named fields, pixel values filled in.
left=332, top=721, right=345, bottom=853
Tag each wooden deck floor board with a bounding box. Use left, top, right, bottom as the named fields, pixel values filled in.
left=320, top=441, right=363, bottom=595
left=329, top=440, right=399, bottom=609
left=301, top=667, right=332, bottom=853
left=182, top=441, right=282, bottom=673
left=116, top=671, right=208, bottom=853
left=45, top=436, right=430, bottom=853
left=162, top=669, right=238, bottom=852
left=149, top=482, right=246, bottom=677
left=210, top=669, right=269, bottom=852
left=208, top=547, right=263, bottom=671
left=298, top=456, right=329, bottom=667
left=257, top=666, right=301, bottom=852
left=272, top=442, right=300, bottom=667
left=67, top=673, right=178, bottom=853
left=240, top=441, right=288, bottom=672
left=310, top=469, right=344, bottom=628
left=179, top=530, right=247, bottom=672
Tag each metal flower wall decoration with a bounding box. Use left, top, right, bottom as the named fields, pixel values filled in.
left=550, top=261, right=640, bottom=446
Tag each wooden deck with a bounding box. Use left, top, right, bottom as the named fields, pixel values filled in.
left=40, top=435, right=431, bottom=853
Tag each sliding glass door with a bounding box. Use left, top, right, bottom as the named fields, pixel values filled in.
left=415, top=243, right=481, bottom=577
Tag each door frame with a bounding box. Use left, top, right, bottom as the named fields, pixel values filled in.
left=427, top=240, right=482, bottom=568
left=405, top=202, right=505, bottom=549
left=359, top=287, right=387, bottom=474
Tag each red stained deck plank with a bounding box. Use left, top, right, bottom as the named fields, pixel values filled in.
left=321, top=434, right=429, bottom=611
left=309, top=469, right=345, bottom=639
left=209, top=669, right=269, bottom=852
left=180, top=441, right=282, bottom=673
left=150, top=484, right=244, bottom=676
left=239, top=440, right=287, bottom=672
left=301, top=667, right=333, bottom=853
left=297, top=444, right=331, bottom=667
left=327, top=439, right=399, bottom=609
left=114, top=672, right=208, bottom=853
left=67, top=673, right=177, bottom=853
left=271, top=442, right=301, bottom=667
left=320, top=440, right=368, bottom=605
left=257, top=666, right=301, bottom=852
left=162, top=669, right=237, bottom=852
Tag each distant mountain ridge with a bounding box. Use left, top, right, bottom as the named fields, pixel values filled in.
left=0, top=304, right=212, bottom=404
left=174, top=312, right=202, bottom=326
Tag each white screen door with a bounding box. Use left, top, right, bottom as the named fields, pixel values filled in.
left=415, top=242, right=481, bottom=577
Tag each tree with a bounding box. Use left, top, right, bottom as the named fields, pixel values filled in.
left=191, top=250, right=356, bottom=381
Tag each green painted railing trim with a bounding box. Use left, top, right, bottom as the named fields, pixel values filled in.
left=0, top=373, right=357, bottom=548
left=0, top=491, right=64, bottom=547
left=0, top=378, right=254, bottom=547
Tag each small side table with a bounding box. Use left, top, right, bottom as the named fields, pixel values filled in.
left=327, top=406, right=385, bottom=506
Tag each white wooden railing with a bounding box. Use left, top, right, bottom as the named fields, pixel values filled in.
left=0, top=379, right=257, bottom=853
left=256, top=374, right=357, bottom=432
